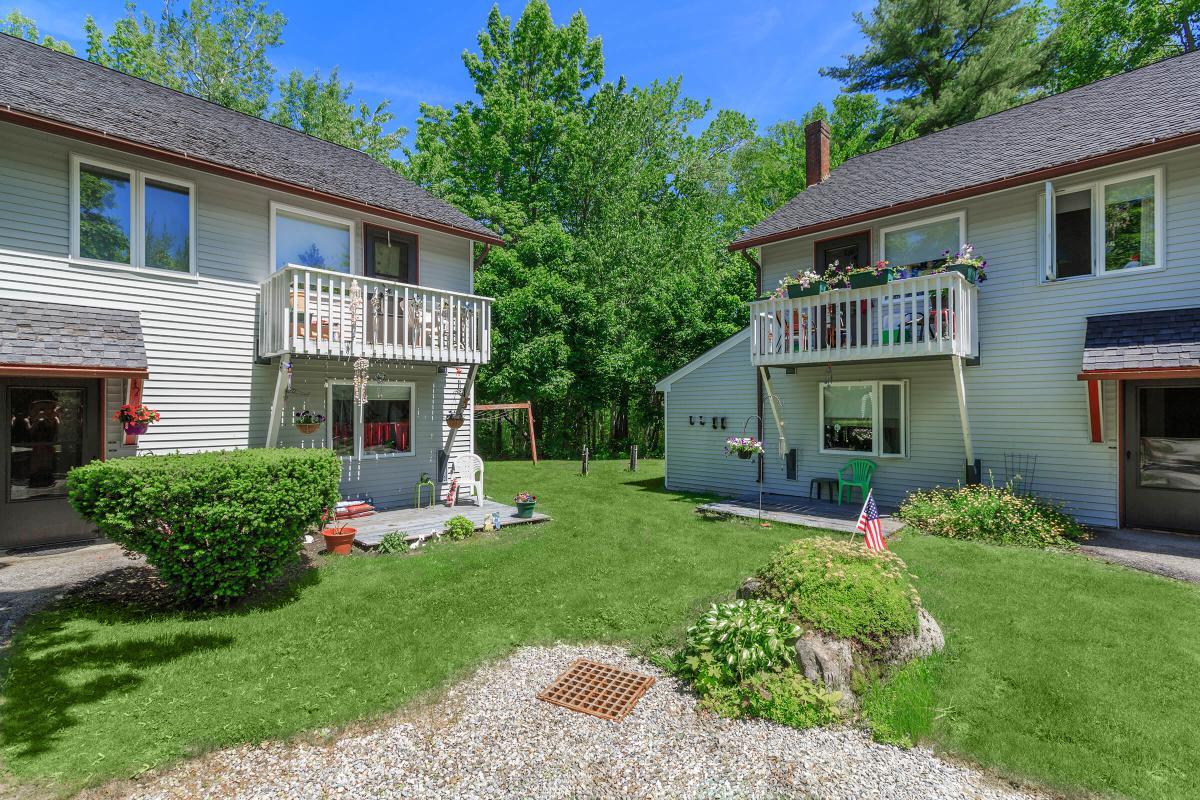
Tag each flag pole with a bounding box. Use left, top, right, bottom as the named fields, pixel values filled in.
left=849, top=488, right=873, bottom=544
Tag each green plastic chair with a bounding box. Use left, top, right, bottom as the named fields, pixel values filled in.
left=837, top=459, right=876, bottom=504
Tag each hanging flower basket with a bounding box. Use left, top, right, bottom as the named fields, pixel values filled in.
left=114, top=403, right=160, bottom=436
left=725, top=436, right=764, bottom=460
left=294, top=409, right=326, bottom=435
left=446, top=413, right=466, bottom=430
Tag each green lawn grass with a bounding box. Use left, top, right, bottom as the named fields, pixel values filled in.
left=2, top=459, right=1198, bottom=799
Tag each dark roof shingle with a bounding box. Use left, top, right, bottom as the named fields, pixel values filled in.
left=735, top=50, right=1200, bottom=248
left=1082, top=308, right=1200, bottom=373
left=0, top=300, right=148, bottom=372
left=0, top=34, right=500, bottom=244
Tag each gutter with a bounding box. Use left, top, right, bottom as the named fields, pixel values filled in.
left=729, top=131, right=1200, bottom=252
left=0, top=105, right=506, bottom=247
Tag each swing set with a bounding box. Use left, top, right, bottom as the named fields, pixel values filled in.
left=474, top=401, right=539, bottom=464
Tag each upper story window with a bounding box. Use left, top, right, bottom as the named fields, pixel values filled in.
left=1042, top=167, right=1163, bottom=281
left=819, top=380, right=907, bottom=458
left=272, top=202, right=353, bottom=273
left=880, top=212, right=964, bottom=272
left=71, top=155, right=195, bottom=273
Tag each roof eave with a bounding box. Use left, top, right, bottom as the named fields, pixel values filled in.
left=0, top=106, right=506, bottom=247
left=728, top=130, right=1200, bottom=252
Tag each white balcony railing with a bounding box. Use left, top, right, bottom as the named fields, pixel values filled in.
left=751, top=271, right=978, bottom=366
left=258, top=265, right=491, bottom=364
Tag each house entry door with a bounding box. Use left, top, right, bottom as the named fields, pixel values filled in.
left=1124, top=380, right=1200, bottom=533
left=0, top=378, right=100, bottom=550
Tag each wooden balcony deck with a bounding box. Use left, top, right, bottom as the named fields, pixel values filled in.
left=750, top=271, right=978, bottom=366
left=697, top=493, right=902, bottom=535
left=258, top=264, right=492, bottom=364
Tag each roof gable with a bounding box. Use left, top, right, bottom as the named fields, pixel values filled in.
left=734, top=50, right=1200, bottom=249
left=0, top=34, right=502, bottom=245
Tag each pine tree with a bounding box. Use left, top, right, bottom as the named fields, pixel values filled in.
left=821, top=0, right=1049, bottom=136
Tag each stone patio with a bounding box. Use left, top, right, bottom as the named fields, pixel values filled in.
left=351, top=499, right=550, bottom=548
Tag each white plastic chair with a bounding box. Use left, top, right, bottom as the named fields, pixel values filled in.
left=450, top=453, right=485, bottom=506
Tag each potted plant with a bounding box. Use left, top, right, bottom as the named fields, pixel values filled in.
left=320, top=512, right=357, bottom=556
left=294, top=409, right=326, bottom=435
left=446, top=412, right=465, bottom=430
left=513, top=491, right=537, bottom=518
left=777, top=270, right=829, bottom=299
left=847, top=260, right=894, bottom=289
left=113, top=403, right=160, bottom=436
left=938, top=244, right=987, bottom=284
left=725, top=436, right=764, bottom=460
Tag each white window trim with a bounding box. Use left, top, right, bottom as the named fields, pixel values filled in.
left=878, top=211, right=966, bottom=266
left=327, top=379, right=416, bottom=460
left=271, top=201, right=357, bottom=275
left=70, top=154, right=198, bottom=276
left=1040, top=166, right=1165, bottom=283
left=818, top=379, right=908, bottom=458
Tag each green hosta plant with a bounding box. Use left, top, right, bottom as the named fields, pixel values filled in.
left=678, top=599, right=800, bottom=693
left=443, top=515, right=475, bottom=541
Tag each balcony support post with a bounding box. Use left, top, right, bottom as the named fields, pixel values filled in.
left=265, top=356, right=289, bottom=448
left=758, top=366, right=787, bottom=467
left=952, top=355, right=979, bottom=483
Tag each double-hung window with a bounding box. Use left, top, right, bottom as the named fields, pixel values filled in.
left=329, top=381, right=414, bottom=459
left=271, top=202, right=354, bottom=273
left=880, top=212, right=965, bottom=272
left=1041, top=168, right=1164, bottom=281
left=819, top=381, right=907, bottom=457
left=71, top=155, right=195, bottom=273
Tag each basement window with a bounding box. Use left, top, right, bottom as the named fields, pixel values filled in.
left=819, top=380, right=907, bottom=457
left=328, top=381, right=414, bottom=459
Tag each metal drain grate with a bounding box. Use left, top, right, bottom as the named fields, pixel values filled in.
left=537, top=658, right=656, bottom=722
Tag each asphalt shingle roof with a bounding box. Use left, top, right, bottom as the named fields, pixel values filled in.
left=0, top=34, right=501, bottom=244
left=0, top=300, right=148, bottom=372
left=735, top=50, right=1200, bottom=248
left=1082, top=308, right=1200, bottom=373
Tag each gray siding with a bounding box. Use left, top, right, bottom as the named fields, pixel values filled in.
left=667, top=146, right=1200, bottom=527
left=0, top=121, right=480, bottom=510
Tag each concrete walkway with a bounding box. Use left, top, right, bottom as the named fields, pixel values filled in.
left=0, top=542, right=137, bottom=648
left=1081, top=527, right=1200, bottom=584
left=697, top=493, right=903, bottom=535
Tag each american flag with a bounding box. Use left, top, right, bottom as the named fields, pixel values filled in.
left=856, top=490, right=887, bottom=551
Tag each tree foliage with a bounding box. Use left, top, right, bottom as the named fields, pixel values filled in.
left=84, top=0, right=285, bottom=116
left=822, top=0, right=1049, bottom=135
left=2, top=9, right=76, bottom=53
left=271, top=68, right=407, bottom=166
left=1051, top=0, right=1199, bottom=91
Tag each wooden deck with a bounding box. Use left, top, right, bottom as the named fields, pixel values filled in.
left=351, top=499, right=549, bottom=548
left=697, top=493, right=902, bottom=535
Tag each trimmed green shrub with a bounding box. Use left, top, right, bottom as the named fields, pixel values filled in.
left=68, top=448, right=341, bottom=603
left=700, top=670, right=843, bottom=729
left=752, top=537, right=919, bottom=648
left=376, top=531, right=408, bottom=554
left=444, top=515, right=475, bottom=541
left=677, top=599, right=800, bottom=694
left=898, top=484, right=1088, bottom=548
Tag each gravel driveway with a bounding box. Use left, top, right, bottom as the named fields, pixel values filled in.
left=89, top=644, right=1045, bottom=800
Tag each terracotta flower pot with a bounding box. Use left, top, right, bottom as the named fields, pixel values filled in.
left=296, top=422, right=321, bottom=435
left=123, top=421, right=149, bottom=436
left=322, top=527, right=357, bottom=555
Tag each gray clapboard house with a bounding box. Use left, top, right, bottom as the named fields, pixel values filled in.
left=0, top=34, right=503, bottom=549
left=658, top=50, right=1200, bottom=533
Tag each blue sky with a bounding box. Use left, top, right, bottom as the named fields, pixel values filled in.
left=8, top=0, right=873, bottom=141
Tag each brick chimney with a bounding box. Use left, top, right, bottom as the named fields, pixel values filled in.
left=805, top=119, right=831, bottom=187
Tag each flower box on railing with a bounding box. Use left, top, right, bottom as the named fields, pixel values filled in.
left=786, top=281, right=831, bottom=298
